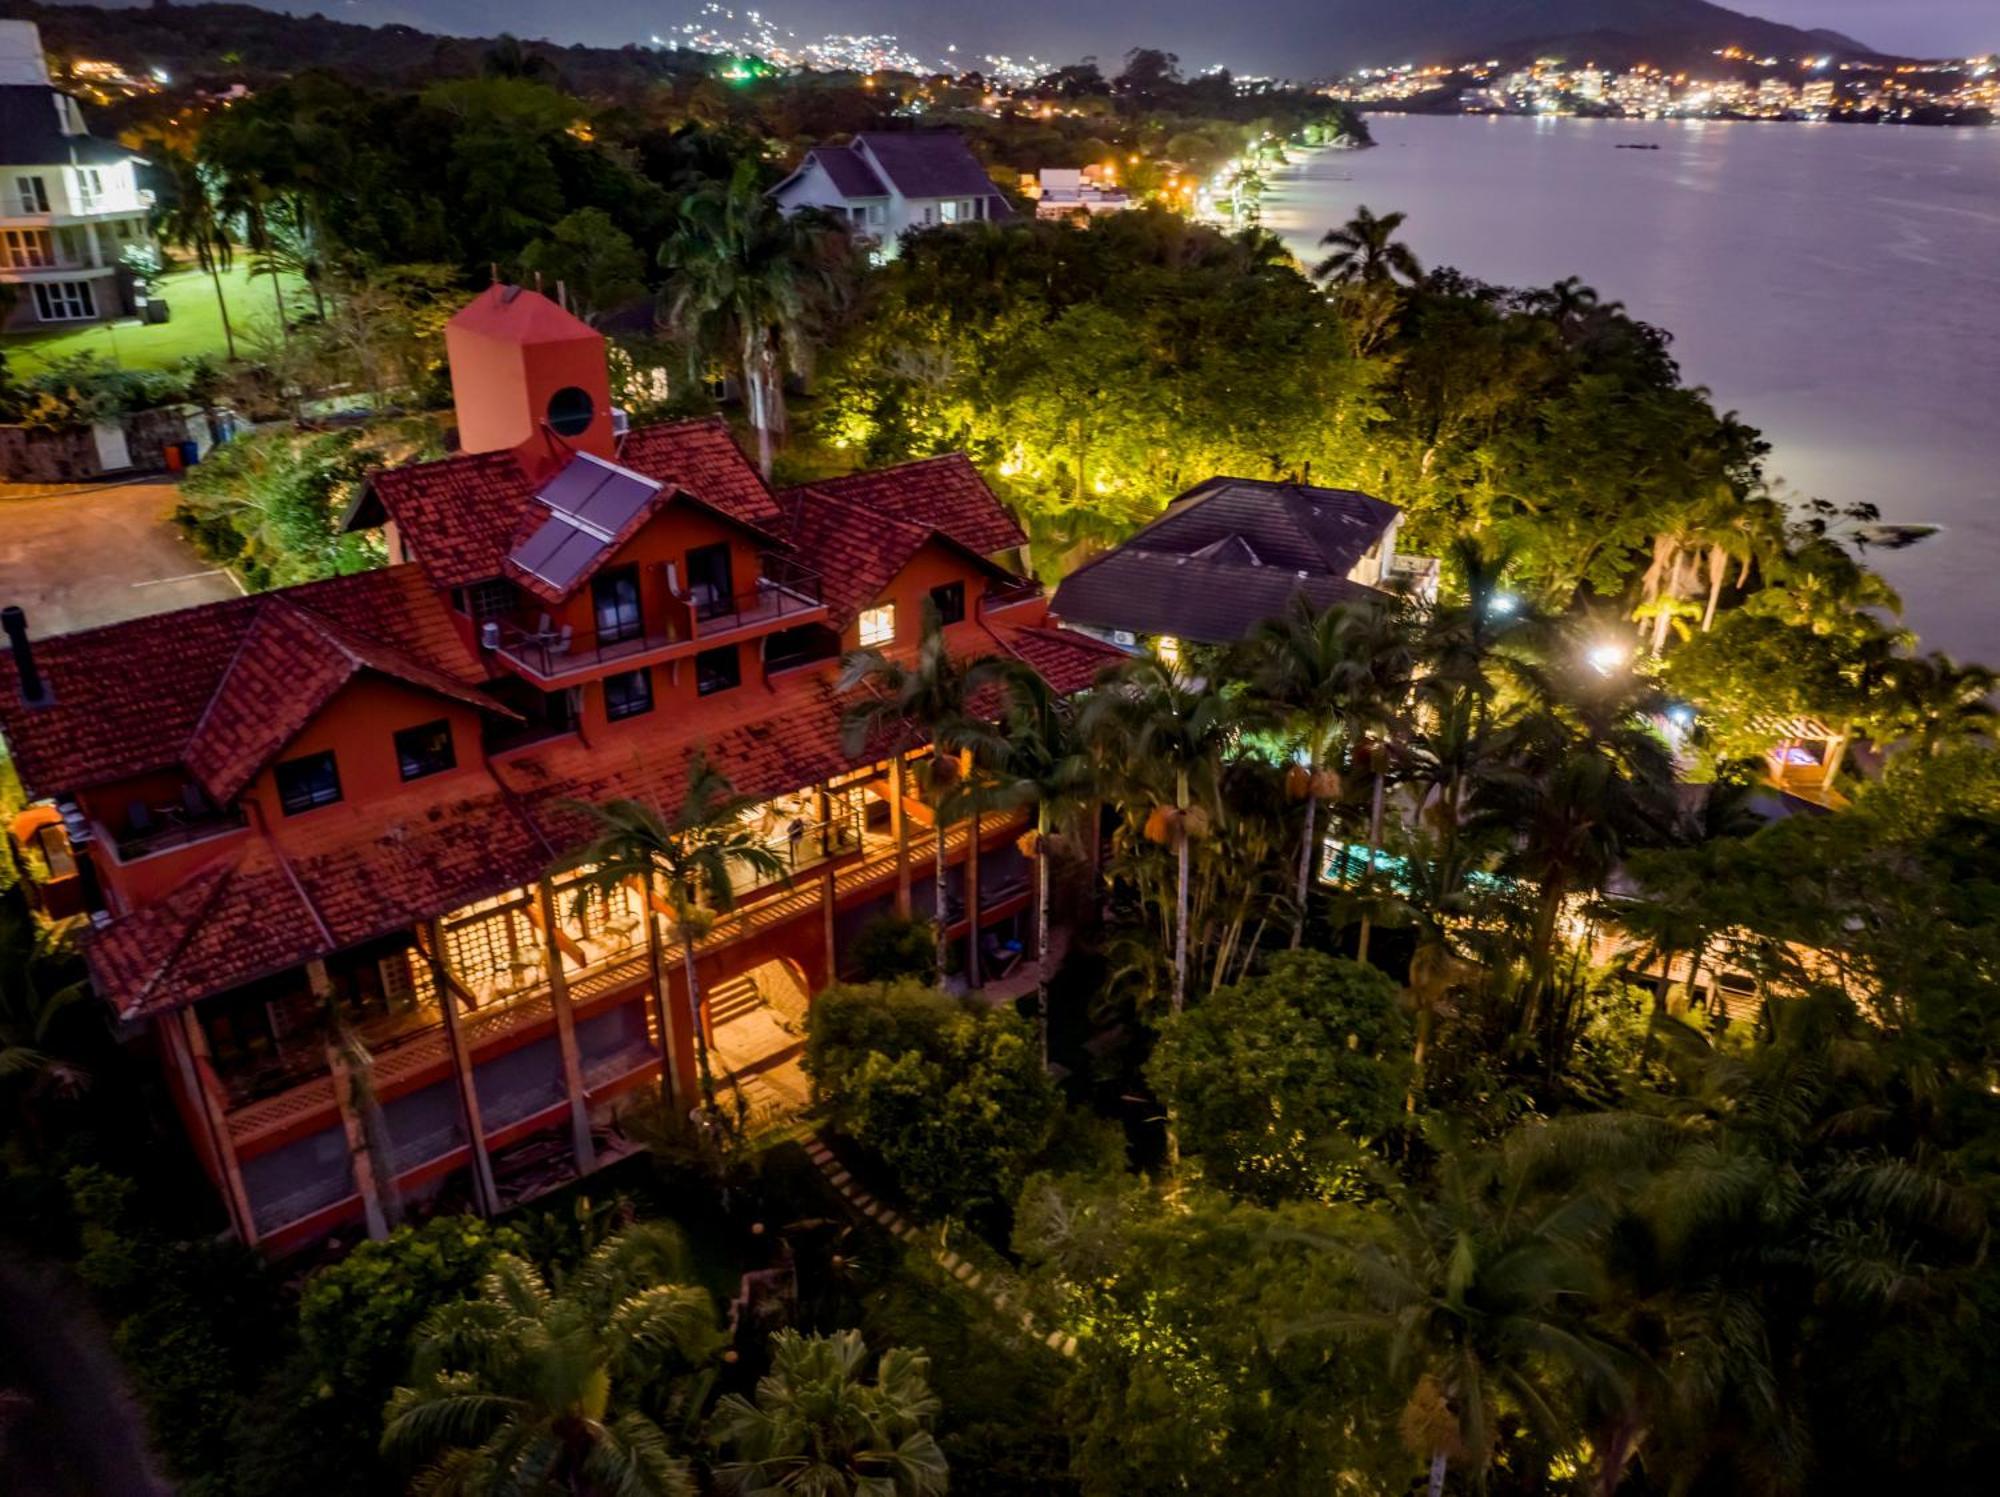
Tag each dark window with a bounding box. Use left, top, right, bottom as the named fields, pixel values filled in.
left=275, top=751, right=342, bottom=814
left=463, top=578, right=514, bottom=622
left=394, top=720, right=455, bottom=781
left=546, top=385, right=595, bottom=437
left=604, top=668, right=654, bottom=720
left=592, top=566, right=642, bottom=645
left=696, top=644, right=741, bottom=696
left=687, top=542, right=735, bottom=620
left=929, top=581, right=966, bottom=626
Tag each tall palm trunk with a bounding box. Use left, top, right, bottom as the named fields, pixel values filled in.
left=206, top=251, right=236, bottom=361
left=1172, top=768, right=1190, bottom=1015
left=681, top=932, right=718, bottom=1111
left=1035, top=803, right=1052, bottom=1066
left=1356, top=771, right=1387, bottom=964
left=334, top=1023, right=403, bottom=1230
left=643, top=894, right=674, bottom=1108
left=932, top=743, right=950, bottom=989
left=1291, top=753, right=1318, bottom=950
left=742, top=326, right=775, bottom=482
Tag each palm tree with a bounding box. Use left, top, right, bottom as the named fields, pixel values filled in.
left=383, top=1224, right=720, bottom=1496
left=1081, top=655, right=1238, bottom=1015
left=659, top=162, right=855, bottom=482
left=156, top=147, right=238, bottom=361
left=1866, top=651, right=1997, bottom=757
left=1286, top=1127, right=1637, bottom=1495
left=559, top=754, right=786, bottom=1112
left=710, top=1329, right=948, bottom=1497
left=1313, top=205, right=1423, bottom=287
left=990, top=665, right=1095, bottom=1061
left=839, top=603, right=1010, bottom=989
left=0, top=896, right=85, bottom=1100
left=1246, top=592, right=1418, bottom=952
left=1471, top=663, right=1678, bottom=1042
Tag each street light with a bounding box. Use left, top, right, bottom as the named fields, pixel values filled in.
left=1587, top=641, right=1630, bottom=676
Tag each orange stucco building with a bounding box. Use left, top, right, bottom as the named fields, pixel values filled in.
left=0, top=286, right=1113, bottom=1253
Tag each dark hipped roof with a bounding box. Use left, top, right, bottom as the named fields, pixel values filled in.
left=1050, top=476, right=1401, bottom=646
left=853, top=132, right=1004, bottom=201
left=0, top=85, right=134, bottom=167
left=810, top=146, right=890, bottom=198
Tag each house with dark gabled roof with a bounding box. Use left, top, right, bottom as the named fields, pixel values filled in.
left=770, top=131, right=1013, bottom=253
left=0, top=284, right=1115, bottom=1254
left=0, top=20, right=157, bottom=329
left=1050, top=476, right=1437, bottom=652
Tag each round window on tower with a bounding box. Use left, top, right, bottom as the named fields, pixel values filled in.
left=546, top=386, right=595, bottom=438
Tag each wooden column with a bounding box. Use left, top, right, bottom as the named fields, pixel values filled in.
left=537, top=879, right=596, bottom=1175
left=310, top=959, right=390, bottom=1242
left=890, top=756, right=912, bottom=916
left=169, top=1010, right=258, bottom=1246
left=966, top=810, right=982, bottom=989
left=822, top=864, right=839, bottom=988
left=425, top=920, right=500, bottom=1216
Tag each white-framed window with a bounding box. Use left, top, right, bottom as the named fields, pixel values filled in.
left=857, top=603, right=896, bottom=648
left=866, top=202, right=886, bottom=225
left=32, top=281, right=97, bottom=322
left=12, top=175, right=49, bottom=215
left=73, top=167, right=103, bottom=210
left=938, top=198, right=979, bottom=224
left=2, top=229, right=54, bottom=269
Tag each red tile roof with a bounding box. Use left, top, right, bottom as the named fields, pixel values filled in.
left=183, top=598, right=511, bottom=804
left=792, top=454, right=1028, bottom=558
left=88, top=782, right=554, bottom=1019
left=780, top=486, right=937, bottom=628
left=0, top=567, right=486, bottom=797
left=362, top=418, right=785, bottom=593
left=617, top=417, right=784, bottom=531
left=364, top=449, right=535, bottom=592
left=88, top=846, right=324, bottom=1020
left=982, top=615, right=1126, bottom=696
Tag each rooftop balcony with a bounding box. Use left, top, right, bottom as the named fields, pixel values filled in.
left=490, top=556, right=826, bottom=683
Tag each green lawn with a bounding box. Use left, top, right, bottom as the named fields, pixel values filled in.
left=2, top=262, right=305, bottom=375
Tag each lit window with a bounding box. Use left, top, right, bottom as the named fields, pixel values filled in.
left=604, top=667, right=654, bottom=720
left=858, top=604, right=896, bottom=647
left=275, top=751, right=342, bottom=814
left=394, top=720, right=455, bottom=781
left=696, top=645, right=740, bottom=696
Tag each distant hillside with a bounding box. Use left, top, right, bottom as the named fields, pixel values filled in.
left=1292, top=0, right=1879, bottom=72
left=5, top=1, right=712, bottom=93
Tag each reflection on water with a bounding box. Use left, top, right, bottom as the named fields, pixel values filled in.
left=1261, top=114, right=2000, bottom=664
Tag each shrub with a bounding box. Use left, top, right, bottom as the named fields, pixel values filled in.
left=805, top=982, right=1060, bottom=1221
left=1147, top=951, right=1410, bottom=1203
left=849, top=913, right=940, bottom=984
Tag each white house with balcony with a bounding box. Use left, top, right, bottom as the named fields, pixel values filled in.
left=0, top=20, right=156, bottom=330
left=769, top=132, right=1012, bottom=256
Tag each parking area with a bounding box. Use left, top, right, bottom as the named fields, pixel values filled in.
left=0, top=478, right=242, bottom=636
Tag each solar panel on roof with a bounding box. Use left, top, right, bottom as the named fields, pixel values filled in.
left=568, top=466, right=657, bottom=536
left=534, top=455, right=661, bottom=540
left=511, top=516, right=604, bottom=590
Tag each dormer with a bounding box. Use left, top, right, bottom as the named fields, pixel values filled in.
left=446, top=284, right=616, bottom=483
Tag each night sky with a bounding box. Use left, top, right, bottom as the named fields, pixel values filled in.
left=65, top=1, right=2000, bottom=71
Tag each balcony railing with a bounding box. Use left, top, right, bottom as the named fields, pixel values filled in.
left=494, top=620, right=686, bottom=680
left=980, top=576, right=1044, bottom=612
left=692, top=555, right=825, bottom=636
left=108, top=803, right=247, bottom=863
left=218, top=808, right=1032, bottom=1144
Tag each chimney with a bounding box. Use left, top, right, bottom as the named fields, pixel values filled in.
left=3, top=605, right=51, bottom=706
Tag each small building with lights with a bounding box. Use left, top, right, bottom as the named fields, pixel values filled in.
left=0, top=20, right=157, bottom=330
left=1049, top=476, right=1432, bottom=654
left=770, top=131, right=1013, bottom=252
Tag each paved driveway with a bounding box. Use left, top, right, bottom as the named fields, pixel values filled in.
left=0, top=479, right=241, bottom=636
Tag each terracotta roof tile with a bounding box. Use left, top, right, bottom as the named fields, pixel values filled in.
left=0, top=568, right=485, bottom=797
left=183, top=599, right=511, bottom=803
left=365, top=449, right=535, bottom=591
left=615, top=417, right=784, bottom=531
left=86, top=846, right=324, bottom=1020
left=781, top=487, right=935, bottom=628
left=792, top=454, right=1027, bottom=557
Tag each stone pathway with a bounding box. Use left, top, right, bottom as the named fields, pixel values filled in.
left=798, top=1131, right=1077, bottom=1359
